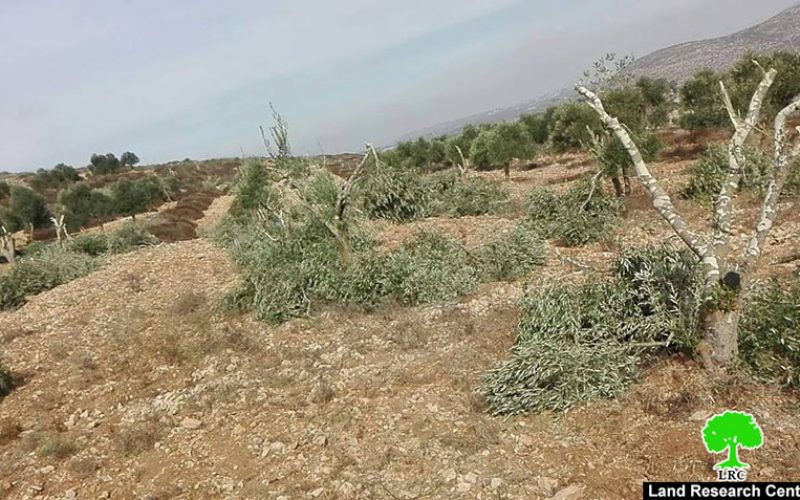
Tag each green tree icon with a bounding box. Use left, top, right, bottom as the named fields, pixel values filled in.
left=702, top=411, right=763, bottom=470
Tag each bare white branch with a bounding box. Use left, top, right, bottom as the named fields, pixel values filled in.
left=719, top=81, right=742, bottom=130
left=576, top=85, right=717, bottom=276
left=712, top=69, right=777, bottom=266
left=0, top=225, right=16, bottom=265
left=741, top=94, right=800, bottom=274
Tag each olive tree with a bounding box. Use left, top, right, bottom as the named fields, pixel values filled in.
left=470, top=123, right=533, bottom=178
left=577, top=64, right=800, bottom=370
left=120, top=151, right=141, bottom=168
left=7, top=186, right=50, bottom=238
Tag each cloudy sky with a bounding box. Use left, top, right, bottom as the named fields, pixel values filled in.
left=1, top=0, right=796, bottom=172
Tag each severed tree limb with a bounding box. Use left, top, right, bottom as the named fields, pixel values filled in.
left=740, top=95, right=800, bottom=276
left=454, top=145, right=468, bottom=176
left=51, top=215, right=71, bottom=247
left=335, top=147, right=371, bottom=222
left=575, top=85, right=720, bottom=285
left=0, top=225, right=15, bottom=265
left=580, top=169, right=605, bottom=212
left=712, top=69, right=777, bottom=267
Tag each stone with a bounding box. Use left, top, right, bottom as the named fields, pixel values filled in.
left=456, top=482, right=472, bottom=493
left=463, top=472, right=478, bottom=483
left=441, top=468, right=457, bottom=482
left=65, top=488, right=78, bottom=499
left=550, top=484, right=586, bottom=500
left=312, top=435, right=327, bottom=447
left=490, top=478, right=503, bottom=490
left=309, top=487, right=325, bottom=498
left=537, top=477, right=559, bottom=496
left=181, top=417, right=202, bottom=430
left=689, top=410, right=712, bottom=422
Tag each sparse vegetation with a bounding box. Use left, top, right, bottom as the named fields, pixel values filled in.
left=0, top=223, right=156, bottom=311
left=0, top=246, right=98, bottom=310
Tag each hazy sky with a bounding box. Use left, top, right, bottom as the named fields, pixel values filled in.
left=1, top=0, right=796, bottom=172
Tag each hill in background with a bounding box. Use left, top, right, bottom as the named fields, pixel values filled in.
left=394, top=3, right=800, bottom=144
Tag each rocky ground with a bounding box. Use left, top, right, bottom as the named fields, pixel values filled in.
left=1, top=154, right=799, bottom=499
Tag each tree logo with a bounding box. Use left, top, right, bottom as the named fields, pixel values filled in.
left=702, top=411, right=763, bottom=480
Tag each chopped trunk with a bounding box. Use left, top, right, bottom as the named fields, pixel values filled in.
left=610, top=176, right=625, bottom=198
left=576, top=67, right=800, bottom=372
left=700, top=304, right=741, bottom=369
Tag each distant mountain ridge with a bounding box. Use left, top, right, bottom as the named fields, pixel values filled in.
left=629, top=3, right=800, bottom=81
left=393, top=3, right=800, bottom=144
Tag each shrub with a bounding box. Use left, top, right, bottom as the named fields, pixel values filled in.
left=0, top=181, right=9, bottom=201
left=427, top=174, right=511, bottom=217
left=682, top=145, right=770, bottom=201
left=476, top=224, right=547, bottom=281
left=67, top=234, right=110, bottom=257
left=0, top=247, right=99, bottom=311
left=229, top=159, right=275, bottom=220
left=526, top=178, right=620, bottom=246
left=480, top=247, right=701, bottom=415
left=223, top=218, right=346, bottom=324
left=526, top=186, right=562, bottom=221
left=106, top=222, right=158, bottom=254
left=359, top=162, right=431, bottom=222
left=387, top=231, right=481, bottom=305
left=740, top=275, right=800, bottom=388
left=222, top=218, right=544, bottom=324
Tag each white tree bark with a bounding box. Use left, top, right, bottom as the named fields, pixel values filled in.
left=51, top=215, right=71, bottom=247
left=576, top=68, right=800, bottom=369
left=741, top=98, right=800, bottom=275
left=0, top=225, right=15, bottom=265
left=575, top=85, right=720, bottom=285
left=713, top=70, right=777, bottom=267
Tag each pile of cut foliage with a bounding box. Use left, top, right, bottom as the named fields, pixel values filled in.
left=217, top=149, right=544, bottom=324
left=480, top=246, right=702, bottom=415
left=482, top=250, right=800, bottom=415
left=526, top=176, right=621, bottom=246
